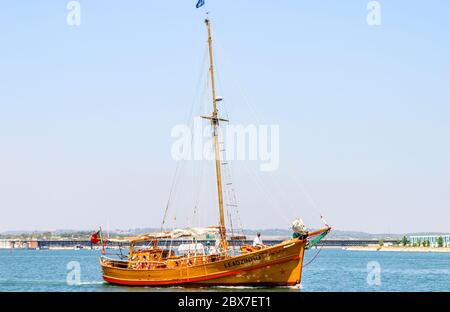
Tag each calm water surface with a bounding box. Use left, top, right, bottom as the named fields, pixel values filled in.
left=0, top=249, right=449, bottom=291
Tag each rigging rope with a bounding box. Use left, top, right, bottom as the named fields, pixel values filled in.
left=302, top=245, right=323, bottom=268
left=214, top=37, right=331, bottom=229
left=160, top=160, right=183, bottom=231
left=161, top=45, right=209, bottom=230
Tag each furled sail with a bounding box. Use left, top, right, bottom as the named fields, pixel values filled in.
left=107, top=227, right=220, bottom=243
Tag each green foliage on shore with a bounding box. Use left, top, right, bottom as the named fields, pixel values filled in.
left=0, top=231, right=93, bottom=240
left=401, top=236, right=410, bottom=246
left=437, top=236, right=444, bottom=247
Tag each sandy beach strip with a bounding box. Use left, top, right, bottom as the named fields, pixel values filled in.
left=343, top=246, right=450, bottom=253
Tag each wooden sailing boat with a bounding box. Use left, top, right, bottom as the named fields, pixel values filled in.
left=99, top=16, right=331, bottom=287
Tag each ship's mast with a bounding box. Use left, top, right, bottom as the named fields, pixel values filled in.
left=204, top=16, right=228, bottom=251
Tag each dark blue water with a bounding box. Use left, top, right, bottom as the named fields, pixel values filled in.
left=0, top=249, right=448, bottom=291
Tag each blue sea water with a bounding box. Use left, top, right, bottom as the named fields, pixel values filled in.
left=0, top=248, right=448, bottom=292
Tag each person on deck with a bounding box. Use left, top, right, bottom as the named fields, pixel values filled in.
left=253, top=233, right=263, bottom=247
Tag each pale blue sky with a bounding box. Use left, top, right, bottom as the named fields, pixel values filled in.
left=0, top=1, right=449, bottom=233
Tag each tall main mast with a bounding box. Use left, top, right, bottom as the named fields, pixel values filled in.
left=205, top=16, right=228, bottom=251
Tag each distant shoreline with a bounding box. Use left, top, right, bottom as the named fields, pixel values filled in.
left=343, top=246, right=450, bottom=253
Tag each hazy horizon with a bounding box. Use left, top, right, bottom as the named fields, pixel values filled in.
left=1, top=226, right=449, bottom=236
left=1, top=1, right=449, bottom=233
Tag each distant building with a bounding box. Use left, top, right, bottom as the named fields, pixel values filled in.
left=0, top=239, right=38, bottom=249
left=0, top=239, right=13, bottom=249
left=409, top=235, right=450, bottom=247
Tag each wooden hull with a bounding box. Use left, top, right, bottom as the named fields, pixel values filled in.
left=101, top=238, right=306, bottom=287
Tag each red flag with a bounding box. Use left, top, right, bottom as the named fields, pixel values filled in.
left=90, top=231, right=100, bottom=244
